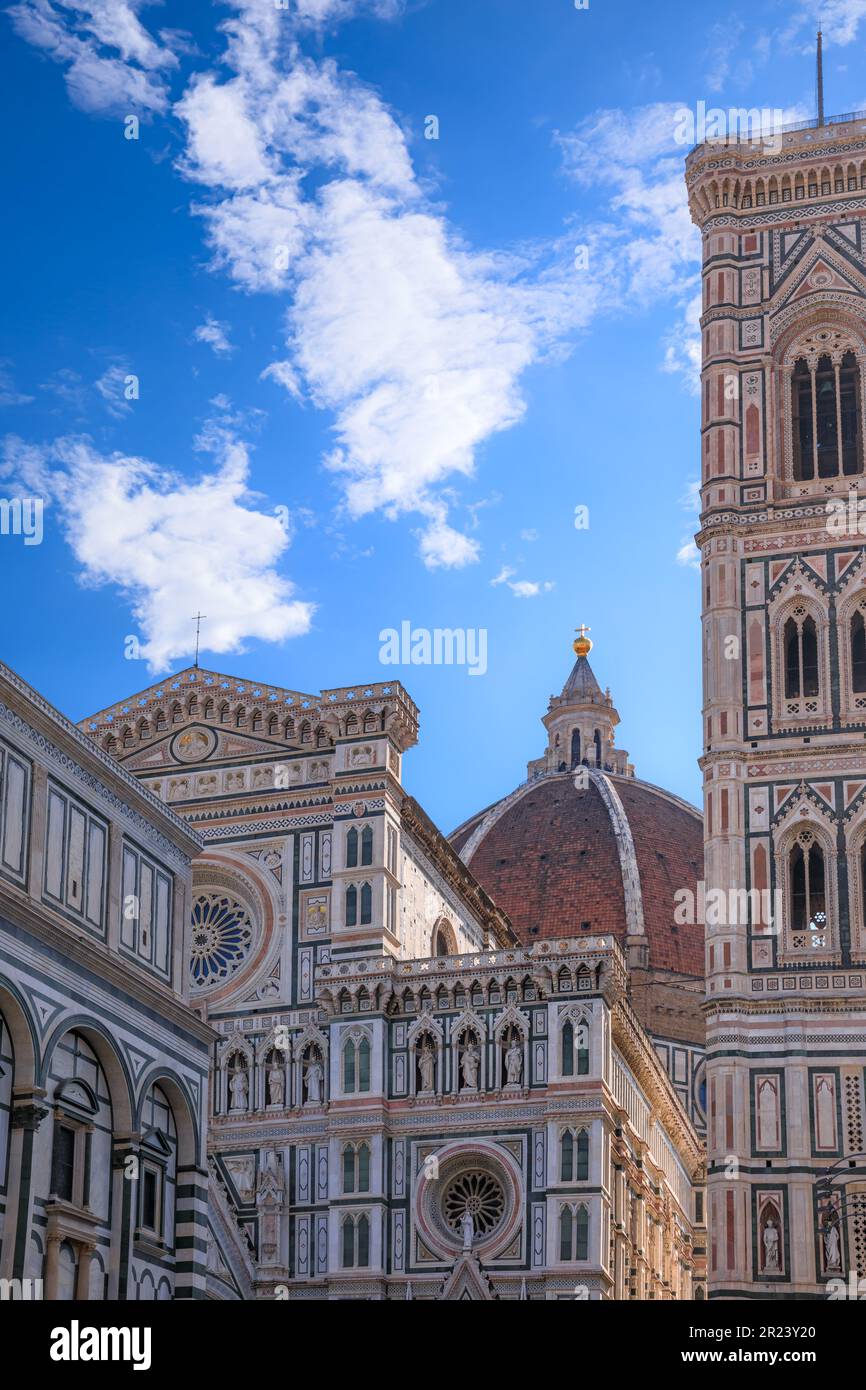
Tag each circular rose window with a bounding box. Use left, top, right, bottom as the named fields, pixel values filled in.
left=190, top=893, right=254, bottom=991
left=442, top=1170, right=505, bottom=1238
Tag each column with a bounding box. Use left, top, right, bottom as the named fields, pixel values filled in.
left=4, top=1095, right=49, bottom=1283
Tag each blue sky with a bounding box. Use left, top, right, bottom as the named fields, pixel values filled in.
left=1, top=0, right=864, bottom=833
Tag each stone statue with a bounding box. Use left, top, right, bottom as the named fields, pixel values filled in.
left=762, top=1217, right=780, bottom=1272
left=504, top=1040, right=523, bottom=1085
left=823, top=1216, right=842, bottom=1272
left=418, top=1043, right=435, bottom=1092
left=305, top=1054, right=323, bottom=1104
left=268, top=1062, right=285, bottom=1108
left=461, top=1209, right=474, bottom=1251
left=229, top=1062, right=248, bottom=1113
left=460, top=1041, right=480, bottom=1091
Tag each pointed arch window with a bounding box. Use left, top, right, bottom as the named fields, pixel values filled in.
left=791, top=351, right=864, bottom=480
left=559, top=1205, right=573, bottom=1261
left=559, top=1204, right=589, bottom=1261
left=341, top=1213, right=370, bottom=1269
left=360, top=882, right=372, bottom=925
left=576, top=1129, right=590, bottom=1181
left=343, top=1036, right=371, bottom=1094
left=360, top=825, right=373, bottom=866
left=784, top=613, right=819, bottom=698
left=345, top=884, right=357, bottom=927
left=561, top=1130, right=574, bottom=1181
left=562, top=1018, right=589, bottom=1076
left=342, top=1141, right=371, bottom=1194
left=561, top=1020, right=574, bottom=1076
left=852, top=610, right=866, bottom=692
left=346, top=827, right=358, bottom=868
left=790, top=835, right=826, bottom=935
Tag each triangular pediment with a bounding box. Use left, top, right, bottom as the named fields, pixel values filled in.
left=119, top=724, right=300, bottom=772
left=439, top=1252, right=498, bottom=1301
left=772, top=238, right=866, bottom=313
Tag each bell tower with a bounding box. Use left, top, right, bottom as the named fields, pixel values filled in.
left=688, top=62, right=866, bottom=1297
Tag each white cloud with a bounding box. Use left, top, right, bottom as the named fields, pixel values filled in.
left=491, top=564, right=553, bottom=597
left=94, top=362, right=134, bottom=418
left=509, top=579, right=554, bottom=598
left=676, top=539, right=701, bottom=572
left=194, top=315, right=234, bottom=356
left=0, top=363, right=33, bottom=407
left=8, top=0, right=178, bottom=115
left=174, top=16, right=597, bottom=567
left=3, top=433, right=314, bottom=672
left=661, top=291, right=703, bottom=393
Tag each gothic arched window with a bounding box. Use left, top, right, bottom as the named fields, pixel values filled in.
left=561, top=1021, right=574, bottom=1077
left=342, top=1142, right=371, bottom=1194
left=852, top=610, right=866, bottom=693
left=576, top=1129, right=590, bottom=1181
left=790, top=836, right=826, bottom=934
left=575, top=1205, right=589, bottom=1260
left=343, top=1036, right=371, bottom=1094
left=360, top=882, right=372, bottom=925
left=791, top=349, right=864, bottom=480
left=357, top=1213, right=370, bottom=1266
left=341, top=1215, right=355, bottom=1268
left=841, top=351, right=864, bottom=475
left=345, top=884, right=357, bottom=927
left=559, top=1206, right=573, bottom=1261
left=561, top=1130, right=574, bottom=1182
left=346, top=828, right=358, bottom=869
left=784, top=614, right=819, bottom=698
left=360, top=826, right=373, bottom=866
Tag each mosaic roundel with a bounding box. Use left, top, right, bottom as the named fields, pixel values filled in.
left=171, top=727, right=217, bottom=763
left=190, top=893, right=254, bottom=991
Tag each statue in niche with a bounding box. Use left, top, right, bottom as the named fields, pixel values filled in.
left=762, top=1215, right=780, bottom=1273
left=823, top=1209, right=842, bottom=1272
left=267, top=1054, right=285, bottom=1107
left=504, top=1037, right=523, bottom=1086
left=228, top=1056, right=249, bottom=1112
left=418, top=1041, right=435, bottom=1093
left=461, top=1209, right=474, bottom=1251
left=460, top=1039, right=480, bottom=1091
left=304, top=1051, right=324, bottom=1104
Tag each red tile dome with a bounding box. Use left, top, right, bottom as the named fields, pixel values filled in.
left=450, top=770, right=705, bottom=978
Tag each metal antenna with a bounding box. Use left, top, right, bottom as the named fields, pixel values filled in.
left=817, top=25, right=825, bottom=127
left=191, top=612, right=207, bottom=668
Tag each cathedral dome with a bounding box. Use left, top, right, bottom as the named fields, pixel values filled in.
left=449, top=631, right=705, bottom=1044
left=449, top=769, right=704, bottom=976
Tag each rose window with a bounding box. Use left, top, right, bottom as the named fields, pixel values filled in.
left=442, top=1170, right=505, bottom=1238
left=190, top=893, right=254, bottom=990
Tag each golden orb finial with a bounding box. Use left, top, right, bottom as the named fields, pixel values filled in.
left=573, top=623, right=592, bottom=658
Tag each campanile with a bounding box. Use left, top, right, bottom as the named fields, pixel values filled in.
left=687, top=77, right=866, bottom=1295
